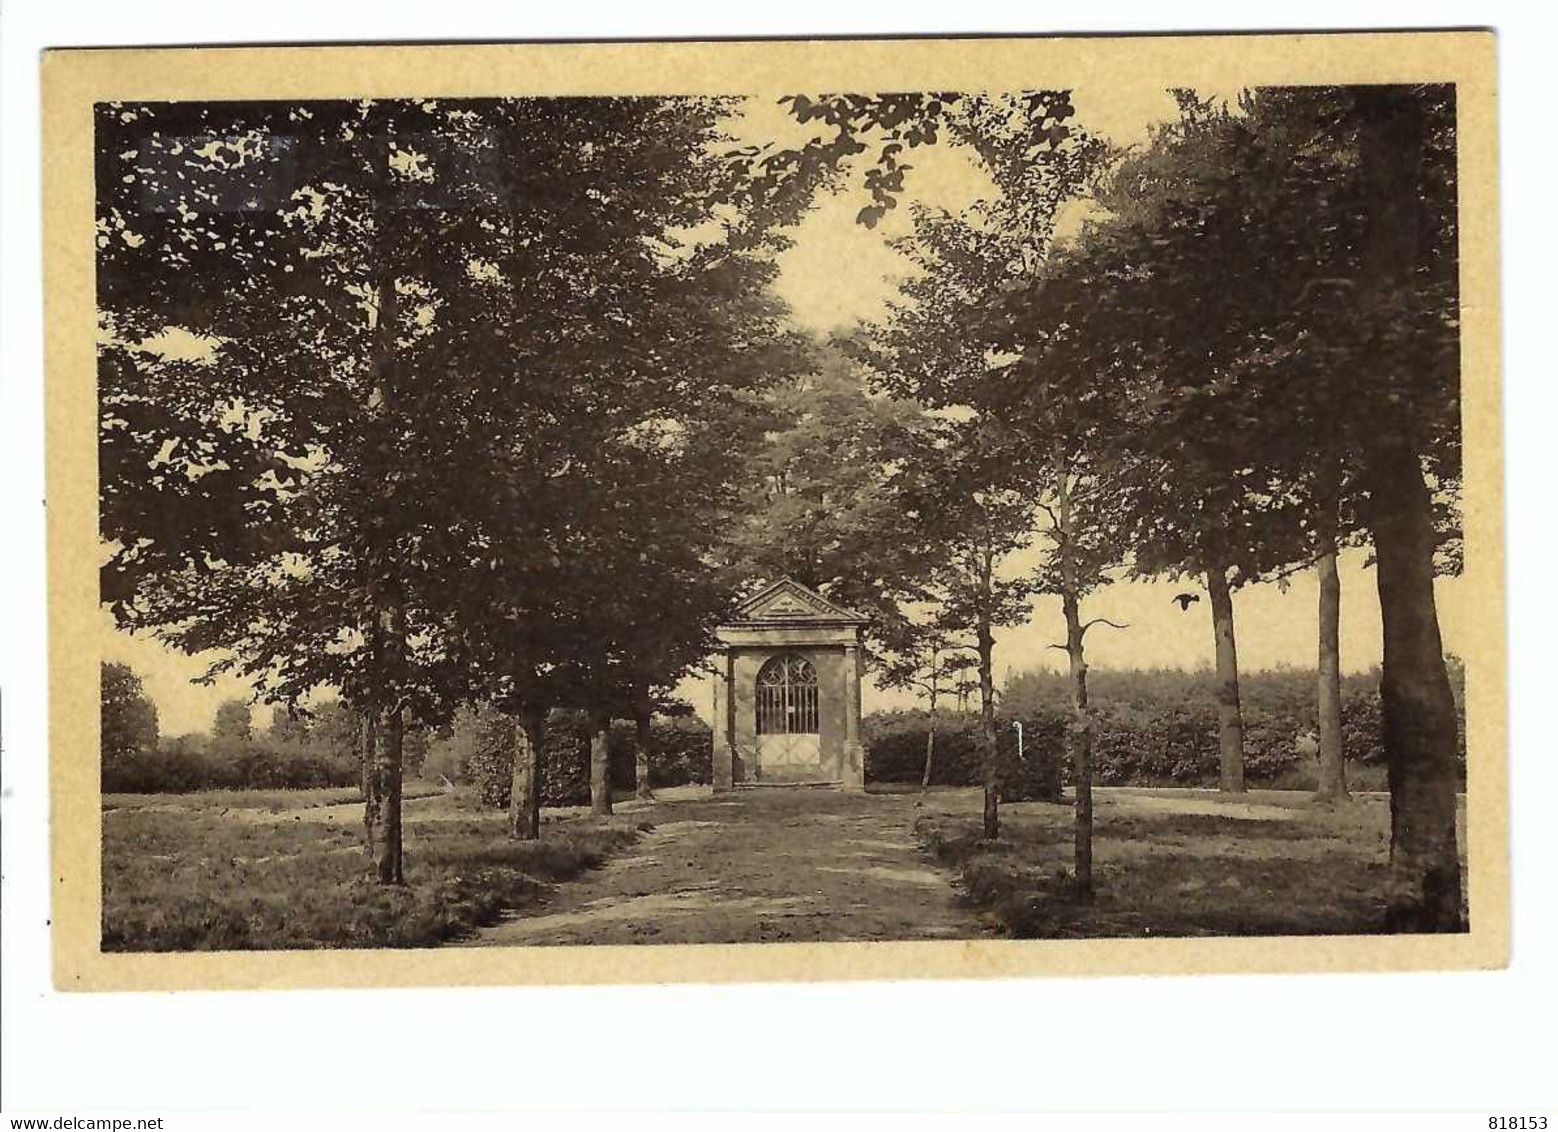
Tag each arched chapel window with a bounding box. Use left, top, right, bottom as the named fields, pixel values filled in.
left=756, top=654, right=819, bottom=735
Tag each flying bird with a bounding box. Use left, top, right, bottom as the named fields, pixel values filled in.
left=1172, top=592, right=1201, bottom=611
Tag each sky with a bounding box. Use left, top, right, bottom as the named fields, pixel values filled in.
left=102, top=82, right=1470, bottom=734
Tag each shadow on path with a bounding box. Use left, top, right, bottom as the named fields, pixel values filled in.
left=464, top=788, right=989, bottom=946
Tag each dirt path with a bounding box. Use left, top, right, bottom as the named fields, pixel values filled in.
left=465, top=787, right=989, bottom=946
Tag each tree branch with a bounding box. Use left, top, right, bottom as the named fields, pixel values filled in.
left=1079, top=617, right=1130, bottom=639
left=1078, top=616, right=1127, bottom=641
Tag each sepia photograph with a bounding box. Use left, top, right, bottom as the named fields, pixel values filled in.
left=41, top=32, right=1504, bottom=990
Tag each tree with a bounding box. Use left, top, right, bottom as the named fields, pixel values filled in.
left=266, top=709, right=311, bottom=753
left=402, top=95, right=815, bottom=836
left=211, top=699, right=253, bottom=748
left=783, top=83, right=1465, bottom=925
left=858, top=105, right=1115, bottom=871
left=100, top=662, right=159, bottom=772
left=310, top=699, right=363, bottom=765
left=886, top=421, right=1039, bottom=839
left=878, top=249, right=1128, bottom=880
left=1076, top=86, right=1464, bottom=922
left=999, top=252, right=1134, bottom=896
left=1074, top=95, right=1301, bottom=795
left=1160, top=85, right=1463, bottom=922
left=875, top=625, right=977, bottom=789
left=97, top=98, right=548, bottom=879
left=96, top=96, right=807, bottom=866
left=782, top=90, right=1136, bottom=860
left=1348, top=86, right=1463, bottom=929
left=725, top=337, right=926, bottom=634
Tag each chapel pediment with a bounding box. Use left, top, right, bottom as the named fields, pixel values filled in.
left=732, top=577, right=868, bottom=625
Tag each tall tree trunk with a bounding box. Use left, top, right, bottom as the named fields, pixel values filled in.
left=1368, top=444, right=1464, bottom=931
left=367, top=172, right=405, bottom=885
left=1354, top=85, right=1464, bottom=933
left=376, top=704, right=405, bottom=885
left=1062, top=589, right=1093, bottom=899
left=1314, top=464, right=1348, bottom=802
left=977, top=544, right=1000, bottom=840
left=361, top=710, right=379, bottom=867
left=921, top=685, right=938, bottom=792
left=1315, top=547, right=1347, bottom=798
left=1056, top=456, right=1094, bottom=899
left=589, top=706, right=612, bottom=816
left=977, top=624, right=998, bottom=839
left=372, top=603, right=407, bottom=885
left=633, top=693, right=655, bottom=802
left=508, top=702, right=545, bottom=840
left=1205, top=563, right=1247, bottom=793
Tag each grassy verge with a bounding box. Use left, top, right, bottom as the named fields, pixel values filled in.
left=103, top=804, right=639, bottom=951
left=916, top=793, right=1453, bottom=939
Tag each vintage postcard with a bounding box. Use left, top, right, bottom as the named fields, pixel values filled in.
left=43, top=31, right=1505, bottom=991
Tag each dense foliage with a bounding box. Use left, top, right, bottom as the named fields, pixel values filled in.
left=785, top=84, right=1468, bottom=928
left=96, top=94, right=820, bottom=866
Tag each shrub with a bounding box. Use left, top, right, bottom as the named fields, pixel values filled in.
left=101, top=743, right=360, bottom=794
left=863, top=709, right=1062, bottom=801
left=467, top=710, right=591, bottom=810
left=606, top=716, right=713, bottom=789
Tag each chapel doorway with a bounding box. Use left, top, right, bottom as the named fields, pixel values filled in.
left=754, top=653, right=822, bottom=781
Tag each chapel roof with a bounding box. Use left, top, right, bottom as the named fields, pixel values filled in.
left=727, top=576, right=870, bottom=626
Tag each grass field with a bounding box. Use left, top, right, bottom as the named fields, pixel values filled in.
left=102, top=788, right=640, bottom=951
left=103, top=783, right=1467, bottom=949
left=915, top=787, right=1469, bottom=938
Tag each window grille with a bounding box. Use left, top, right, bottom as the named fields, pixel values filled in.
left=755, top=654, right=819, bottom=735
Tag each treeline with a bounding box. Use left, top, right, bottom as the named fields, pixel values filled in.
left=101, top=660, right=719, bottom=799
left=101, top=662, right=429, bottom=794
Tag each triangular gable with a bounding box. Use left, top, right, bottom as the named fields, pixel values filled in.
left=734, top=577, right=868, bottom=623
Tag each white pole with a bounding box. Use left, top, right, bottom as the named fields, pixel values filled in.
left=1015, top=719, right=1024, bottom=762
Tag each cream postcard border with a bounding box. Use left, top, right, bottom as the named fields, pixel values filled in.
left=43, top=31, right=1506, bottom=991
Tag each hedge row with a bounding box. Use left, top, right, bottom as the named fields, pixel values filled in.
left=863, top=711, right=1064, bottom=801
left=868, top=664, right=1468, bottom=790
left=102, top=745, right=361, bottom=794
left=467, top=711, right=713, bottom=810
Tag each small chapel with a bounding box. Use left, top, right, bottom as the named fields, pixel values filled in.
left=710, top=578, right=870, bottom=791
